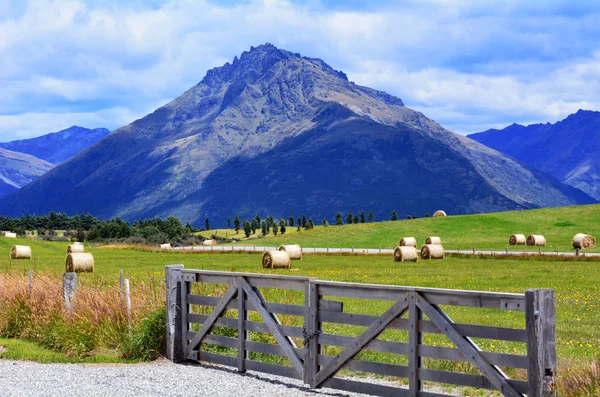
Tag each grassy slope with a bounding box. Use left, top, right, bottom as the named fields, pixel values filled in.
left=235, top=204, right=600, bottom=252
left=0, top=237, right=598, bottom=361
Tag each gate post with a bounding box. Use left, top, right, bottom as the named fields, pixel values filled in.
left=306, top=280, right=320, bottom=388
left=165, top=264, right=185, bottom=362
left=526, top=289, right=557, bottom=397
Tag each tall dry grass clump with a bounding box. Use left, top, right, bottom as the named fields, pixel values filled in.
left=0, top=271, right=165, bottom=360
left=559, top=358, right=600, bottom=397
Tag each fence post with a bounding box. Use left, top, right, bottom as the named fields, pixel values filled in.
left=165, top=264, right=185, bottom=362
left=307, top=281, right=320, bottom=389
left=526, top=289, right=557, bottom=397
left=408, top=291, right=422, bottom=396
left=63, top=272, right=77, bottom=311
left=237, top=277, right=247, bottom=373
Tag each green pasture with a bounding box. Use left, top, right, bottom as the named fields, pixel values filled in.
left=233, top=204, right=600, bottom=253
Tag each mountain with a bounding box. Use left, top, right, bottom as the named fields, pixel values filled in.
left=0, top=44, right=593, bottom=223
left=0, top=148, right=53, bottom=198
left=468, top=110, right=600, bottom=200
left=0, top=126, right=111, bottom=164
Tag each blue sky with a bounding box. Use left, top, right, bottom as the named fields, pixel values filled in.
left=1, top=0, right=599, bottom=141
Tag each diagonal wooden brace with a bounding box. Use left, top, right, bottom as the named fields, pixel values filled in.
left=186, top=280, right=239, bottom=359
left=416, top=293, right=523, bottom=397
left=240, top=278, right=305, bottom=377
left=313, top=294, right=409, bottom=388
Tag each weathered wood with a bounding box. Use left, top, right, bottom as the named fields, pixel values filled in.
left=237, top=281, right=247, bottom=373
left=526, top=289, right=557, bottom=397
left=318, top=355, right=409, bottom=378
left=319, top=311, right=527, bottom=342
left=416, top=293, right=522, bottom=397
left=186, top=281, right=238, bottom=358
left=307, top=281, right=319, bottom=388
left=165, top=265, right=184, bottom=362
left=196, top=351, right=236, bottom=367
left=62, top=272, right=77, bottom=311
left=188, top=332, right=304, bottom=357
left=409, top=291, right=423, bottom=396
left=420, top=345, right=528, bottom=369
left=245, top=360, right=301, bottom=380
left=188, top=294, right=341, bottom=314
left=28, top=270, right=33, bottom=300
left=181, top=278, right=190, bottom=360
left=240, top=278, right=305, bottom=378
left=321, top=378, right=407, bottom=397
left=187, top=314, right=305, bottom=338
left=420, top=368, right=528, bottom=394
left=313, top=295, right=409, bottom=387
left=319, top=333, right=409, bottom=355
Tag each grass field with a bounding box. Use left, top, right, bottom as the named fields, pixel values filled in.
left=229, top=204, right=600, bottom=253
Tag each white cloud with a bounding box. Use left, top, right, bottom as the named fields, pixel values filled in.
left=0, top=0, right=599, bottom=139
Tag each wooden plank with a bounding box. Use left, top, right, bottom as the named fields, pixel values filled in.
left=240, top=278, right=305, bottom=378
left=237, top=281, right=247, bottom=373
left=181, top=279, right=190, bottom=361
left=526, top=289, right=558, bottom=397
left=313, top=295, right=409, bottom=387
left=187, top=314, right=305, bottom=338
left=419, top=345, right=528, bottom=369
left=307, top=281, right=319, bottom=388
left=416, top=293, right=523, bottom=397
left=165, top=264, right=184, bottom=362
left=186, top=280, right=238, bottom=358
left=188, top=295, right=306, bottom=316
left=408, top=291, right=422, bottom=396
left=321, top=378, right=408, bottom=397
left=245, top=360, right=301, bottom=380
left=319, top=333, right=409, bottom=355
left=420, top=368, right=529, bottom=394
left=187, top=332, right=304, bottom=357
left=319, top=311, right=527, bottom=342
left=319, top=299, right=343, bottom=312
left=197, top=351, right=237, bottom=367
left=182, top=269, right=313, bottom=282
left=318, top=355, right=409, bottom=378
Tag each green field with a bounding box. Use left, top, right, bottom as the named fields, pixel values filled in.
left=0, top=235, right=598, bottom=362
left=228, top=204, right=600, bottom=253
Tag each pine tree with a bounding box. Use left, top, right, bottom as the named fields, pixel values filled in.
left=301, top=215, right=307, bottom=228
left=261, top=221, right=267, bottom=236
left=346, top=212, right=353, bottom=224
left=243, top=220, right=251, bottom=237
left=353, top=215, right=359, bottom=224
left=280, top=223, right=286, bottom=234
left=360, top=210, right=366, bottom=223
left=368, top=211, right=374, bottom=223
left=251, top=219, right=258, bottom=234
left=288, top=216, right=294, bottom=227
left=391, top=210, right=398, bottom=221
left=255, top=215, right=261, bottom=226
left=322, top=218, right=329, bottom=227
left=273, top=222, right=279, bottom=236
left=234, top=215, right=241, bottom=234
left=335, top=212, right=343, bottom=225
left=297, top=224, right=301, bottom=232
left=305, top=218, right=314, bottom=230
left=205, top=217, right=210, bottom=231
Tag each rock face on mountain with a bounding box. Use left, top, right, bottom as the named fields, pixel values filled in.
left=0, top=148, right=53, bottom=198
left=469, top=110, right=600, bottom=200
left=0, top=44, right=593, bottom=223
left=0, top=126, right=111, bottom=164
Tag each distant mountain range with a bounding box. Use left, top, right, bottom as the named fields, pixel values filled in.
left=0, top=147, right=53, bottom=197
left=0, top=44, right=593, bottom=223
left=468, top=110, right=600, bottom=200
left=0, top=126, right=111, bottom=164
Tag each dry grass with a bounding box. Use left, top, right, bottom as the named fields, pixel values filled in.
left=0, top=271, right=164, bottom=359
left=559, top=358, right=600, bottom=397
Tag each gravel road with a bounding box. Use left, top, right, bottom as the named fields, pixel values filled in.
left=0, top=359, right=387, bottom=397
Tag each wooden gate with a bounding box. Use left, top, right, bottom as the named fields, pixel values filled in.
left=166, top=266, right=557, bottom=397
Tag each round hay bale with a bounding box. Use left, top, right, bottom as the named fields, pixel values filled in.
left=433, top=210, right=447, bottom=217
left=4, top=232, right=16, bottom=238
left=160, top=243, right=172, bottom=250
left=399, top=237, right=417, bottom=247
left=425, top=236, right=442, bottom=245
left=66, top=253, right=94, bottom=273
left=509, top=234, right=526, bottom=245
left=572, top=233, right=596, bottom=249
left=421, top=244, right=444, bottom=260
left=526, top=235, right=546, bottom=247
left=202, top=239, right=217, bottom=246
left=11, top=245, right=31, bottom=259
left=394, top=246, right=418, bottom=262
left=67, top=244, right=85, bottom=254
left=278, top=244, right=302, bottom=260
left=262, top=250, right=291, bottom=269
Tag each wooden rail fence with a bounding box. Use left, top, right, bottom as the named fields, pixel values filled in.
left=165, top=266, right=557, bottom=397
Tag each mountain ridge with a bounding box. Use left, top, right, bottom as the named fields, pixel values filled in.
left=0, top=43, right=593, bottom=223
left=0, top=147, right=53, bottom=198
